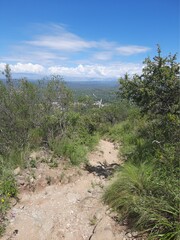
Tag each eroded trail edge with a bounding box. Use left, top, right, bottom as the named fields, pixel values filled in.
left=2, top=140, right=135, bottom=240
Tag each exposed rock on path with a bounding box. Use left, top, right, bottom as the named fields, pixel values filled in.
left=1, top=140, right=137, bottom=240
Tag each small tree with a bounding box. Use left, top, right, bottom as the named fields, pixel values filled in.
left=2, top=64, right=13, bottom=89
left=119, top=47, right=180, bottom=143
left=119, top=47, right=180, bottom=116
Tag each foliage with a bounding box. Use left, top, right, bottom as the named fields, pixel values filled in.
left=1, top=48, right=179, bottom=239
left=0, top=75, right=72, bottom=155
left=104, top=48, right=180, bottom=239
left=51, top=138, right=88, bottom=165
left=70, top=80, right=118, bottom=103
left=103, top=163, right=180, bottom=240
left=119, top=46, right=179, bottom=117
left=119, top=46, right=180, bottom=144
left=0, top=64, right=125, bottom=236
left=49, top=111, right=99, bottom=165
left=0, top=159, right=18, bottom=236
left=2, top=64, right=13, bottom=89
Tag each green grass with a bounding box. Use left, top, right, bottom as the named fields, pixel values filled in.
left=58, top=139, right=88, bottom=165
left=50, top=133, right=99, bottom=165
left=103, top=162, right=180, bottom=239
left=103, top=112, right=180, bottom=240
left=106, top=120, right=138, bottom=160
left=0, top=162, right=18, bottom=236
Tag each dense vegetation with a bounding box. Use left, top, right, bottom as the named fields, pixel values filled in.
left=67, top=80, right=118, bottom=103
left=0, top=47, right=179, bottom=239
left=104, top=47, right=180, bottom=239
left=0, top=64, right=124, bottom=235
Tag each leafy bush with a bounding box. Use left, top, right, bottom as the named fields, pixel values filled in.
left=0, top=74, right=72, bottom=155
left=50, top=132, right=99, bottom=165
left=50, top=138, right=87, bottom=165
left=104, top=48, right=180, bottom=239
left=0, top=164, right=18, bottom=236
left=103, top=163, right=180, bottom=239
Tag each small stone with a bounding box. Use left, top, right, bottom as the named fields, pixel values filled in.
left=14, top=167, right=21, bottom=175
left=66, top=223, right=70, bottom=229
left=30, top=178, right=34, bottom=183
left=127, top=232, right=132, bottom=238
left=132, top=231, right=138, bottom=237
left=106, top=210, right=110, bottom=215
left=95, top=211, right=103, bottom=220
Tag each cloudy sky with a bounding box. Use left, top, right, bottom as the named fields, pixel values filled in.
left=0, top=0, right=179, bottom=80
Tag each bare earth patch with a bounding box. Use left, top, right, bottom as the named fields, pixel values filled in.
left=1, top=140, right=141, bottom=240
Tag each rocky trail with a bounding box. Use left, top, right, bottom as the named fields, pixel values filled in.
left=1, top=140, right=140, bottom=240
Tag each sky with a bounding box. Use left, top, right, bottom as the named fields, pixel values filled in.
left=0, top=0, right=179, bottom=80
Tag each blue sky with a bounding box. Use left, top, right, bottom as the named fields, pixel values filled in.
left=0, top=0, right=179, bottom=79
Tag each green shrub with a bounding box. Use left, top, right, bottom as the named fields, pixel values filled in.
left=0, top=174, right=17, bottom=198
left=0, top=225, right=5, bottom=237
left=28, top=128, right=45, bottom=148
left=50, top=138, right=87, bottom=165
left=103, top=163, right=180, bottom=239
left=104, top=101, right=179, bottom=239
left=0, top=167, right=18, bottom=236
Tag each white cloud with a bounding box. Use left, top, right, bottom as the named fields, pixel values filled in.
left=1, top=24, right=150, bottom=78
left=48, top=63, right=143, bottom=78
left=24, top=25, right=150, bottom=56
left=116, top=45, right=150, bottom=55
left=1, top=51, right=68, bottom=66
left=26, top=28, right=97, bottom=52
left=0, top=63, right=6, bottom=70
left=0, top=62, right=44, bottom=74
left=93, top=51, right=113, bottom=61
left=0, top=61, right=143, bottom=78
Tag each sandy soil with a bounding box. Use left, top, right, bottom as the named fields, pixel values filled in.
left=1, top=140, right=138, bottom=240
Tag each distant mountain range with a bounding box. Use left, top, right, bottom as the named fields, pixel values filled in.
left=0, top=76, right=119, bottom=102
left=65, top=80, right=119, bottom=90
left=1, top=75, right=119, bottom=90
left=1, top=72, right=119, bottom=82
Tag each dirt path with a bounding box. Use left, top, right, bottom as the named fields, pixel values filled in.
left=1, top=140, right=135, bottom=240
